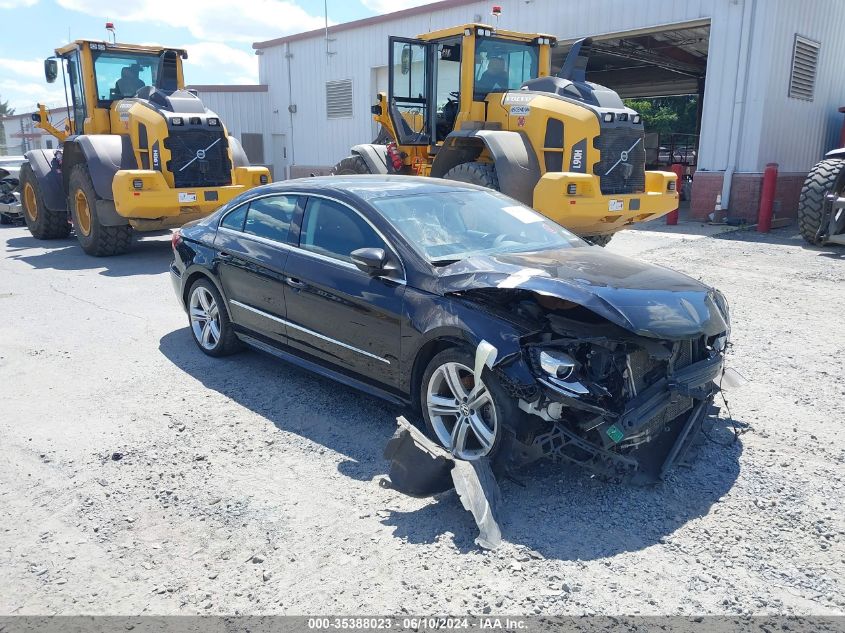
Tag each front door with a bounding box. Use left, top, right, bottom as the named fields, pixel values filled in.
left=388, top=37, right=436, bottom=146
left=214, top=194, right=302, bottom=344
left=282, top=196, right=405, bottom=388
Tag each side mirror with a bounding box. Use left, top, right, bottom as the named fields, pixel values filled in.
left=44, top=59, right=58, bottom=84
left=350, top=247, right=388, bottom=276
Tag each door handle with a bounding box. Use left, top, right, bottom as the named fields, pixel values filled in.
left=218, top=251, right=233, bottom=261
left=286, top=277, right=306, bottom=289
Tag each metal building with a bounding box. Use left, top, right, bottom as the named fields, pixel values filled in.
left=254, top=0, right=845, bottom=219
left=0, top=107, right=69, bottom=156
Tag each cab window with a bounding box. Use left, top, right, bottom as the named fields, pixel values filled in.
left=473, top=39, right=539, bottom=100
left=300, top=198, right=385, bottom=264
left=92, top=51, right=160, bottom=102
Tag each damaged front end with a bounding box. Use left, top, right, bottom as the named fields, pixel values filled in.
left=452, top=286, right=732, bottom=484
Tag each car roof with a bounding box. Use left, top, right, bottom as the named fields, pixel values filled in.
left=261, top=175, right=488, bottom=200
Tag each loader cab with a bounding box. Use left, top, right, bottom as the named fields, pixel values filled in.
left=386, top=25, right=554, bottom=147
left=47, top=41, right=186, bottom=136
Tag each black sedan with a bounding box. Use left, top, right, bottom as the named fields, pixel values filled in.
left=170, top=176, right=730, bottom=481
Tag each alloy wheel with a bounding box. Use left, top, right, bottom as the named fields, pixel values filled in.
left=426, top=361, right=498, bottom=460
left=189, top=286, right=221, bottom=351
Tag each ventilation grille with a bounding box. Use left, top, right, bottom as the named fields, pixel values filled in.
left=789, top=35, right=820, bottom=101
left=326, top=79, right=353, bottom=119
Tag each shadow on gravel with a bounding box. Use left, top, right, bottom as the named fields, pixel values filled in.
left=158, top=328, right=406, bottom=485
left=5, top=234, right=173, bottom=277
left=159, top=328, right=744, bottom=560
left=712, top=226, right=845, bottom=257
left=385, top=413, right=744, bottom=559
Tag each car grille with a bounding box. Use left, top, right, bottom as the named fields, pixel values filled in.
left=626, top=340, right=697, bottom=439
left=165, top=129, right=231, bottom=189
left=592, top=126, right=646, bottom=195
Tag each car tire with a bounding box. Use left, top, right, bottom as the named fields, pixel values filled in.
left=187, top=278, right=241, bottom=357
left=797, top=158, right=845, bottom=245
left=20, top=162, right=71, bottom=240
left=68, top=164, right=133, bottom=256
left=420, top=347, right=517, bottom=462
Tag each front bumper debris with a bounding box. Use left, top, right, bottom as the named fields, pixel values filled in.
left=382, top=417, right=502, bottom=550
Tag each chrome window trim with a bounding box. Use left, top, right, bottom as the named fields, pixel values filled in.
left=299, top=192, right=407, bottom=282
left=229, top=299, right=391, bottom=365
left=216, top=190, right=408, bottom=284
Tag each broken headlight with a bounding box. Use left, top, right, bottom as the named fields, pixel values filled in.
left=535, top=349, right=589, bottom=395
left=539, top=350, right=576, bottom=380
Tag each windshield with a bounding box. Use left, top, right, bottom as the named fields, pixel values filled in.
left=370, top=190, right=583, bottom=263
left=92, top=51, right=161, bottom=102
left=474, top=38, right=539, bottom=100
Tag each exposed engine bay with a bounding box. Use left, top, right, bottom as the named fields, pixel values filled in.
left=447, top=285, right=732, bottom=484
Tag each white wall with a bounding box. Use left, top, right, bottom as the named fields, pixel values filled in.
left=739, top=0, right=845, bottom=172
left=192, top=88, right=274, bottom=173
left=1, top=109, right=69, bottom=155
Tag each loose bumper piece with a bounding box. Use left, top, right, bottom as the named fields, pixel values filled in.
left=382, top=417, right=502, bottom=550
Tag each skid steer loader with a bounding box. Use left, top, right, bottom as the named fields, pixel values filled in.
left=21, top=39, right=270, bottom=256
left=333, top=25, right=678, bottom=245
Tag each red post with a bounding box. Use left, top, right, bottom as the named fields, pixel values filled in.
left=666, top=163, right=683, bottom=225
left=757, top=162, right=778, bottom=233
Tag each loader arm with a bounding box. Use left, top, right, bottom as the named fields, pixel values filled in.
left=32, top=104, right=71, bottom=142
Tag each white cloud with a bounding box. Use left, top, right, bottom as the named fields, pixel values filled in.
left=0, top=79, right=66, bottom=113
left=56, top=0, right=325, bottom=43
left=0, top=0, right=37, bottom=8
left=180, top=42, right=258, bottom=84
left=360, top=0, right=438, bottom=14
left=0, top=57, right=46, bottom=81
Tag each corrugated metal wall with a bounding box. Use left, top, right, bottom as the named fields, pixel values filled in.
left=741, top=0, right=845, bottom=172
left=193, top=89, right=272, bottom=169
left=257, top=0, right=844, bottom=176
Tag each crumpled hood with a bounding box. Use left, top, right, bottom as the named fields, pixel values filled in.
left=433, top=246, right=729, bottom=340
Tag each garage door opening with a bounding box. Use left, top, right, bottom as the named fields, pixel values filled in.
left=555, top=22, right=710, bottom=199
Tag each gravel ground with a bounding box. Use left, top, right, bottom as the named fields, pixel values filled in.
left=0, top=222, right=843, bottom=616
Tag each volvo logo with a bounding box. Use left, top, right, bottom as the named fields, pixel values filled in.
left=620, top=150, right=629, bottom=162
left=196, top=149, right=207, bottom=160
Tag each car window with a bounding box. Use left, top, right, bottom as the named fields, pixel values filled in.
left=220, top=203, right=248, bottom=231
left=300, top=198, right=385, bottom=263
left=370, top=189, right=582, bottom=263
left=243, top=195, right=298, bottom=243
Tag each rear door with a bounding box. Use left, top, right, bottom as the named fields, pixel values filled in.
left=214, top=194, right=303, bottom=344
left=388, top=37, right=437, bottom=146
left=282, top=195, right=405, bottom=388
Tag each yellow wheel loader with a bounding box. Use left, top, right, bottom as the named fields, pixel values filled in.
left=21, top=40, right=270, bottom=256
left=333, top=26, right=678, bottom=245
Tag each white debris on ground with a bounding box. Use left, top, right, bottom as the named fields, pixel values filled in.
left=0, top=223, right=842, bottom=616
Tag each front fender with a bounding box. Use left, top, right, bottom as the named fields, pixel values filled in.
left=431, top=130, right=540, bottom=205
left=23, top=149, right=65, bottom=211
left=63, top=135, right=137, bottom=200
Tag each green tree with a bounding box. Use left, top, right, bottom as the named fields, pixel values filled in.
left=0, top=96, right=15, bottom=156
left=624, top=95, right=698, bottom=136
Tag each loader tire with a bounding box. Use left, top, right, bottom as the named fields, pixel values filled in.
left=68, top=164, right=133, bottom=257
left=797, top=158, right=845, bottom=245
left=442, top=161, right=499, bottom=191
left=19, top=162, right=70, bottom=240
left=585, top=234, right=614, bottom=247
left=332, top=154, right=372, bottom=175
